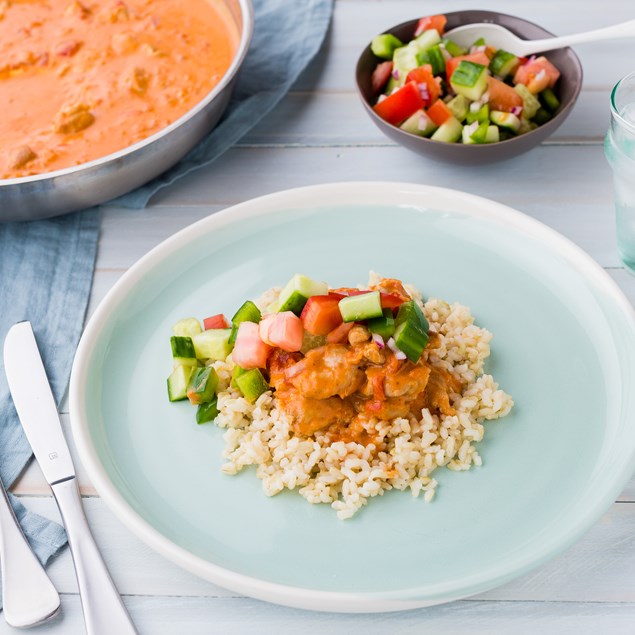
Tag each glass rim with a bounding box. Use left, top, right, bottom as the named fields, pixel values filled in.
left=610, top=71, right=635, bottom=135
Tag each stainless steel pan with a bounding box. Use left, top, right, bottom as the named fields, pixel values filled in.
left=0, top=0, right=253, bottom=222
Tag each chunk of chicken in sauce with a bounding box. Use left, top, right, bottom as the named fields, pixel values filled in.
left=267, top=333, right=461, bottom=444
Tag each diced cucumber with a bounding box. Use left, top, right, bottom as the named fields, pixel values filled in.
left=371, top=33, right=403, bottom=60
left=395, top=300, right=429, bottom=333
left=441, top=38, right=467, bottom=57
left=171, top=336, right=196, bottom=359
left=446, top=94, right=469, bottom=122
left=392, top=45, right=419, bottom=82
left=339, top=291, right=383, bottom=322
left=235, top=368, right=269, bottom=403
left=450, top=61, right=489, bottom=101
left=172, top=318, right=202, bottom=339
left=539, top=88, right=560, bottom=113
left=532, top=107, right=552, bottom=125
left=393, top=300, right=429, bottom=363
left=430, top=116, right=463, bottom=143
left=193, top=328, right=232, bottom=360
left=462, top=121, right=489, bottom=144
left=518, top=118, right=537, bottom=135
left=167, top=365, right=195, bottom=402
left=514, top=84, right=540, bottom=119
left=399, top=109, right=437, bottom=137
left=417, top=44, right=445, bottom=75
left=186, top=366, right=219, bottom=405
left=489, top=50, right=519, bottom=78
left=471, top=37, right=486, bottom=48
left=277, top=274, right=328, bottom=316
left=411, top=29, right=442, bottom=54
left=466, top=103, right=489, bottom=125
left=393, top=321, right=428, bottom=363
left=485, top=125, right=500, bottom=143
left=196, top=399, right=219, bottom=424
left=384, top=75, right=401, bottom=93
left=367, top=308, right=395, bottom=340
left=490, top=110, right=521, bottom=134
left=231, top=364, right=247, bottom=387
left=229, top=300, right=261, bottom=344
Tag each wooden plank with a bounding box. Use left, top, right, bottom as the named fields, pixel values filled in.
left=240, top=90, right=609, bottom=147
left=6, top=595, right=635, bottom=635
left=10, top=494, right=635, bottom=602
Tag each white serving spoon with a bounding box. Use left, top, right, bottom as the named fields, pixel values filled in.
left=445, top=18, right=635, bottom=56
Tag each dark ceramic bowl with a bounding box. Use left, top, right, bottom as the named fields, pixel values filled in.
left=356, top=10, right=583, bottom=165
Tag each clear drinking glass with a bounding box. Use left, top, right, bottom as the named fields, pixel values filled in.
left=605, top=71, right=635, bottom=274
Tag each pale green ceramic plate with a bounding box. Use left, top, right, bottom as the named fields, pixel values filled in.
left=69, top=182, right=635, bottom=612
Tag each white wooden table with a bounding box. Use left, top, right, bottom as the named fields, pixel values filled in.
left=8, top=1, right=635, bottom=632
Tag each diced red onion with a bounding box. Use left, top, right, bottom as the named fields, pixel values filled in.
left=387, top=337, right=407, bottom=360
left=372, top=333, right=385, bottom=349
left=466, top=121, right=479, bottom=136
left=527, top=55, right=536, bottom=63
left=481, top=91, right=490, bottom=102
left=392, top=68, right=400, bottom=80
left=511, top=105, right=523, bottom=116
left=469, top=101, right=481, bottom=113
left=418, top=83, right=429, bottom=100
left=470, top=45, right=486, bottom=54
left=418, top=115, right=430, bottom=130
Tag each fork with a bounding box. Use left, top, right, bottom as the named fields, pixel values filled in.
left=0, top=475, right=61, bottom=628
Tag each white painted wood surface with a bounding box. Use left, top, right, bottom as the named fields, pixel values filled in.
left=7, top=0, right=635, bottom=632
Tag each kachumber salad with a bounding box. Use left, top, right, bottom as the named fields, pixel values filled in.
left=167, top=273, right=513, bottom=519
left=369, top=14, right=562, bottom=144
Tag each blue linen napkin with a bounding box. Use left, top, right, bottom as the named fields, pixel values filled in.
left=0, top=208, right=100, bottom=606
left=0, top=0, right=332, bottom=607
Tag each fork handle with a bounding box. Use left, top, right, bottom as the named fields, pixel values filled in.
left=0, top=480, right=60, bottom=628
left=520, top=18, right=635, bottom=55
left=51, top=477, right=137, bottom=635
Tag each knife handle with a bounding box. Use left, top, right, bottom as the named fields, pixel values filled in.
left=51, top=478, right=137, bottom=635
left=0, top=481, right=60, bottom=628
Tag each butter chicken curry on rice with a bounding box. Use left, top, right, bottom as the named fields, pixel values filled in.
left=1, top=0, right=239, bottom=179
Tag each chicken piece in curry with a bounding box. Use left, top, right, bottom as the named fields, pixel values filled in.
left=267, top=280, right=462, bottom=447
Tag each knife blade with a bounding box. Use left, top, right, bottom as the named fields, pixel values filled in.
left=3, top=321, right=137, bottom=635
left=3, top=321, right=74, bottom=485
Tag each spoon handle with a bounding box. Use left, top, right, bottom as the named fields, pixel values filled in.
left=520, top=18, right=635, bottom=55
left=0, top=477, right=61, bottom=628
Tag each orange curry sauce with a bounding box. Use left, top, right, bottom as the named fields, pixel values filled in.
left=1, top=0, right=239, bottom=179
left=267, top=278, right=464, bottom=450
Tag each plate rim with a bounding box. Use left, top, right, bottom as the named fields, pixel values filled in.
left=69, top=181, right=635, bottom=612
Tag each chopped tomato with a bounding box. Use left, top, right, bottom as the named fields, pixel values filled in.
left=373, top=81, right=424, bottom=126
left=405, top=64, right=440, bottom=106
left=380, top=292, right=406, bottom=309
left=300, top=295, right=343, bottom=336
left=267, top=311, right=304, bottom=352
left=486, top=76, right=523, bottom=113
left=371, top=374, right=385, bottom=401
left=513, top=56, right=560, bottom=94
left=203, top=314, right=228, bottom=330
left=427, top=99, right=453, bottom=126
left=414, top=14, right=447, bottom=37
left=445, top=52, right=490, bottom=81
left=371, top=60, right=393, bottom=94
left=326, top=322, right=354, bottom=344
left=232, top=322, right=270, bottom=369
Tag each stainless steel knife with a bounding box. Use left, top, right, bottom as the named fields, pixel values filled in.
left=3, top=321, right=137, bottom=635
